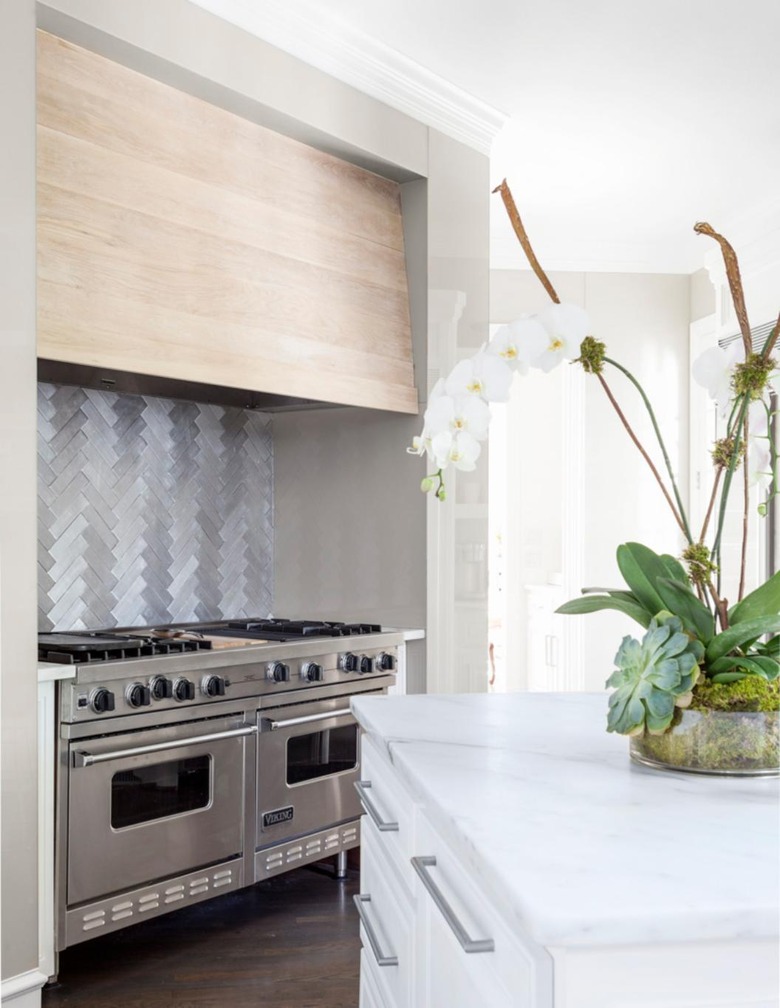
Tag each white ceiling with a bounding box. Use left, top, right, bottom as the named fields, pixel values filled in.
left=192, top=0, right=780, bottom=274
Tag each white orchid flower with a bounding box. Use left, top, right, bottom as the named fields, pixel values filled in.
left=692, top=342, right=744, bottom=417
left=748, top=436, right=773, bottom=492
left=533, top=303, right=590, bottom=373
left=406, top=434, right=428, bottom=457
left=749, top=399, right=770, bottom=439
left=486, top=317, right=549, bottom=374
left=431, top=430, right=481, bottom=471
left=423, top=394, right=490, bottom=442
left=445, top=351, right=513, bottom=403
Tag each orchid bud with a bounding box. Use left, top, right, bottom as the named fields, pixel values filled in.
left=420, top=477, right=434, bottom=493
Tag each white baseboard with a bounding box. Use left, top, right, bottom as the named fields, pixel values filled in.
left=1, top=969, right=46, bottom=1007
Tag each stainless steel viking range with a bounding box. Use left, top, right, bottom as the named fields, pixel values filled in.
left=41, top=618, right=401, bottom=951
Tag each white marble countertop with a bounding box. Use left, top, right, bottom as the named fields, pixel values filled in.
left=351, top=692, right=780, bottom=949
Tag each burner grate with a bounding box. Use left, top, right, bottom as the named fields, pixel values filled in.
left=221, top=619, right=383, bottom=638
left=37, top=632, right=213, bottom=664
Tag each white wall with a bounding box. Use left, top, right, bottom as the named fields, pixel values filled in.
left=1, top=0, right=39, bottom=992
left=491, top=269, right=690, bottom=691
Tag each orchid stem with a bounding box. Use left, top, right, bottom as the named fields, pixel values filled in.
left=739, top=411, right=750, bottom=601
left=596, top=372, right=689, bottom=540
left=698, top=466, right=723, bottom=544
left=604, top=357, right=693, bottom=544
left=491, top=179, right=561, bottom=305
left=712, top=394, right=751, bottom=560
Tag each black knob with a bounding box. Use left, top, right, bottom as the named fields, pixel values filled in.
left=341, top=652, right=359, bottom=673
left=91, top=688, right=115, bottom=714
left=202, top=674, right=226, bottom=697
left=301, top=662, right=323, bottom=682
left=268, top=662, right=290, bottom=683
left=127, top=683, right=151, bottom=708
left=378, top=652, right=395, bottom=671
left=150, top=676, right=172, bottom=700
left=358, top=655, right=373, bottom=675
left=173, top=678, right=195, bottom=702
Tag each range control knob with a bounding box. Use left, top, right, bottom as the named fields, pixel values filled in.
left=150, top=676, right=172, bottom=700
left=301, top=661, right=324, bottom=682
left=377, top=652, right=396, bottom=671
left=126, top=682, right=151, bottom=708
left=90, top=687, right=115, bottom=714
left=202, top=674, right=227, bottom=697
left=267, top=662, right=290, bottom=683
left=340, top=652, right=359, bottom=673
left=358, top=655, right=373, bottom=675
left=173, top=678, right=196, bottom=702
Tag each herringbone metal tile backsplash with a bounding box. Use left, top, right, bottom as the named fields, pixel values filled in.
left=38, top=384, right=273, bottom=631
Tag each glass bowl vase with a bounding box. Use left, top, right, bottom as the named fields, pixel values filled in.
left=630, top=708, right=780, bottom=777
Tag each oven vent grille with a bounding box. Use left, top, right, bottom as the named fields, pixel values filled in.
left=257, top=821, right=361, bottom=879
left=65, top=860, right=243, bottom=947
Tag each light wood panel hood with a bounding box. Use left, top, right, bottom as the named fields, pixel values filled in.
left=36, top=31, right=418, bottom=414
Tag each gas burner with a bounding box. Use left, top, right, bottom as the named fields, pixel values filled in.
left=216, top=619, right=383, bottom=639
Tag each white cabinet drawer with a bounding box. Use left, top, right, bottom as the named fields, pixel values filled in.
left=360, top=949, right=393, bottom=1008
left=358, top=820, right=416, bottom=1008
left=358, top=736, right=418, bottom=903
left=412, top=814, right=552, bottom=1008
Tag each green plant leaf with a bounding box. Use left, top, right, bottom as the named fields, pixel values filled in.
left=616, top=542, right=675, bottom=617
left=655, top=577, right=715, bottom=644
left=711, top=672, right=753, bottom=683
left=705, top=616, right=780, bottom=664
left=756, top=635, right=780, bottom=657
left=707, top=655, right=777, bottom=678
left=659, top=554, right=690, bottom=585
left=608, top=590, right=644, bottom=606
left=556, top=594, right=651, bottom=628
left=729, top=570, right=780, bottom=624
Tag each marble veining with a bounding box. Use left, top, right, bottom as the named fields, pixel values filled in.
left=351, top=692, right=780, bottom=948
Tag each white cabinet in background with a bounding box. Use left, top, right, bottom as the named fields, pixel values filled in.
left=524, top=584, right=565, bottom=691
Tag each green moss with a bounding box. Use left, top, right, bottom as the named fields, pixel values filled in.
left=691, top=677, right=779, bottom=713
left=633, top=708, right=779, bottom=772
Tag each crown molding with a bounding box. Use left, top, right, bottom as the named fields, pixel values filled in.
left=189, top=0, right=507, bottom=155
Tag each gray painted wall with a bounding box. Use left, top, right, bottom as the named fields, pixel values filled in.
left=38, top=384, right=274, bottom=631
left=1, top=0, right=38, bottom=983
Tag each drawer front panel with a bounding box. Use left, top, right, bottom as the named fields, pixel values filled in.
left=359, top=818, right=415, bottom=1008
left=413, top=814, right=552, bottom=1007
left=359, top=736, right=418, bottom=902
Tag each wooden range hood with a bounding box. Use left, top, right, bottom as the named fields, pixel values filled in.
left=36, top=31, right=418, bottom=414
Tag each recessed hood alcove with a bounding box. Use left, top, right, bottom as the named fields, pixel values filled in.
left=37, top=359, right=337, bottom=412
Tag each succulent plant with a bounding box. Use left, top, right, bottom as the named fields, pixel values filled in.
left=606, top=615, right=704, bottom=735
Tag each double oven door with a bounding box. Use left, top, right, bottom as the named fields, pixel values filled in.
left=256, top=684, right=389, bottom=850
left=64, top=709, right=257, bottom=911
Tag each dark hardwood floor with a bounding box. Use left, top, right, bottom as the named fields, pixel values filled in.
left=43, top=867, right=361, bottom=1008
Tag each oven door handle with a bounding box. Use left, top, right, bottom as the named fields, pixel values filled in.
left=261, top=708, right=353, bottom=731
left=72, top=724, right=258, bottom=767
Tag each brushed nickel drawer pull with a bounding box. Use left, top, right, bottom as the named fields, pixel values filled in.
left=411, top=856, right=494, bottom=953
left=354, top=780, right=399, bottom=832
left=353, top=894, right=398, bottom=967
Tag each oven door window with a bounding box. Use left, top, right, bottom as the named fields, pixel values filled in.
left=111, top=755, right=211, bottom=829
left=287, top=724, right=358, bottom=785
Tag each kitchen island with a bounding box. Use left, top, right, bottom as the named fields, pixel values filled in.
left=351, top=692, right=780, bottom=1008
